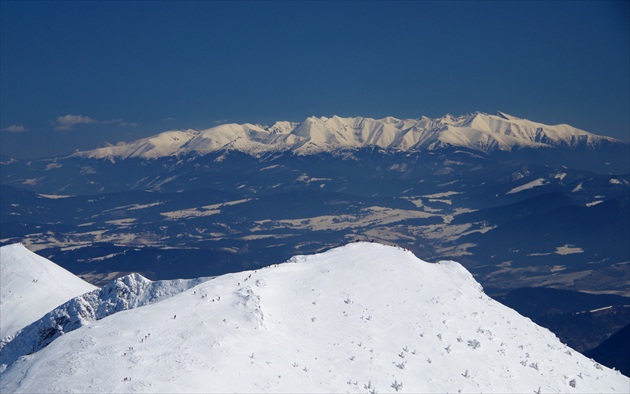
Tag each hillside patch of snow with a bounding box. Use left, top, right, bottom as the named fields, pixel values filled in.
left=555, top=245, right=584, bottom=255
left=37, top=193, right=72, bottom=199
left=160, top=198, right=252, bottom=220
left=506, top=178, right=549, bottom=195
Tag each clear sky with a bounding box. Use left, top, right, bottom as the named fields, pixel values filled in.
left=1, top=1, right=629, bottom=159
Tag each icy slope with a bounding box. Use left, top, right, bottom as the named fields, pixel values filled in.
left=75, top=112, right=621, bottom=159
left=0, top=273, right=210, bottom=369
left=1, top=243, right=627, bottom=393
left=0, top=244, right=97, bottom=341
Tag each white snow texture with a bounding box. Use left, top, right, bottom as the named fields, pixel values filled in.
left=0, top=242, right=627, bottom=393
left=0, top=244, right=97, bottom=342
left=74, top=112, right=619, bottom=159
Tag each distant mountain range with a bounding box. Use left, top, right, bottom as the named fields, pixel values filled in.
left=1, top=242, right=627, bottom=392
left=1, top=112, right=628, bottom=295
left=72, top=112, right=623, bottom=159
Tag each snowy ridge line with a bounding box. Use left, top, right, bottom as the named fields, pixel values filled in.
left=0, top=273, right=210, bottom=370
left=0, top=243, right=97, bottom=342
left=1, top=242, right=628, bottom=393
left=73, top=112, right=622, bottom=159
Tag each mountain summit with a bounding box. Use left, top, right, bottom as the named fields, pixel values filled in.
left=74, top=112, right=621, bottom=159
left=1, top=243, right=627, bottom=393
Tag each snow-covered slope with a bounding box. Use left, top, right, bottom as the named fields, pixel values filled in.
left=1, top=243, right=626, bottom=393
left=74, top=112, right=621, bottom=159
left=0, top=273, right=210, bottom=369
left=0, top=244, right=97, bottom=342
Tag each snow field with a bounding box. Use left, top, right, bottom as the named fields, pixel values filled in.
left=1, top=243, right=627, bottom=393
left=0, top=244, right=97, bottom=341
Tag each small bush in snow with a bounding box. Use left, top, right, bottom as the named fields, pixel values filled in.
left=467, top=339, right=481, bottom=349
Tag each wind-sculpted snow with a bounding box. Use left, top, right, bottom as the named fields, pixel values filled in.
left=0, top=273, right=209, bottom=370
left=0, top=244, right=97, bottom=341
left=74, top=112, right=621, bottom=159
left=1, top=243, right=627, bottom=393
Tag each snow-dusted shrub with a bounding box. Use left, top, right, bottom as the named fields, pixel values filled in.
left=467, top=339, right=481, bottom=349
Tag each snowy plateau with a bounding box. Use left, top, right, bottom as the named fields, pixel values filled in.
left=0, top=242, right=628, bottom=393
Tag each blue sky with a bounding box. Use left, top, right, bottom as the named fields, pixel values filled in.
left=1, top=1, right=628, bottom=159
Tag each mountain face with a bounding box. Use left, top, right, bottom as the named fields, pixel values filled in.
left=71, top=112, right=621, bottom=159
left=490, top=287, right=630, bottom=360
left=0, top=272, right=209, bottom=370
left=0, top=242, right=627, bottom=393
left=585, top=324, right=630, bottom=377
left=2, top=111, right=627, bottom=195
left=0, top=244, right=97, bottom=342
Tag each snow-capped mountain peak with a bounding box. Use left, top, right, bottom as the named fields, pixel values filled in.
left=0, top=244, right=97, bottom=342
left=0, top=272, right=209, bottom=370
left=1, top=243, right=627, bottom=393
left=496, top=111, right=522, bottom=121
left=72, top=112, right=621, bottom=160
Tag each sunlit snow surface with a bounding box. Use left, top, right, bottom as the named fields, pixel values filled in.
left=506, top=178, right=549, bottom=194
left=75, top=112, right=619, bottom=159
left=0, top=244, right=97, bottom=341
left=1, top=243, right=627, bottom=393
